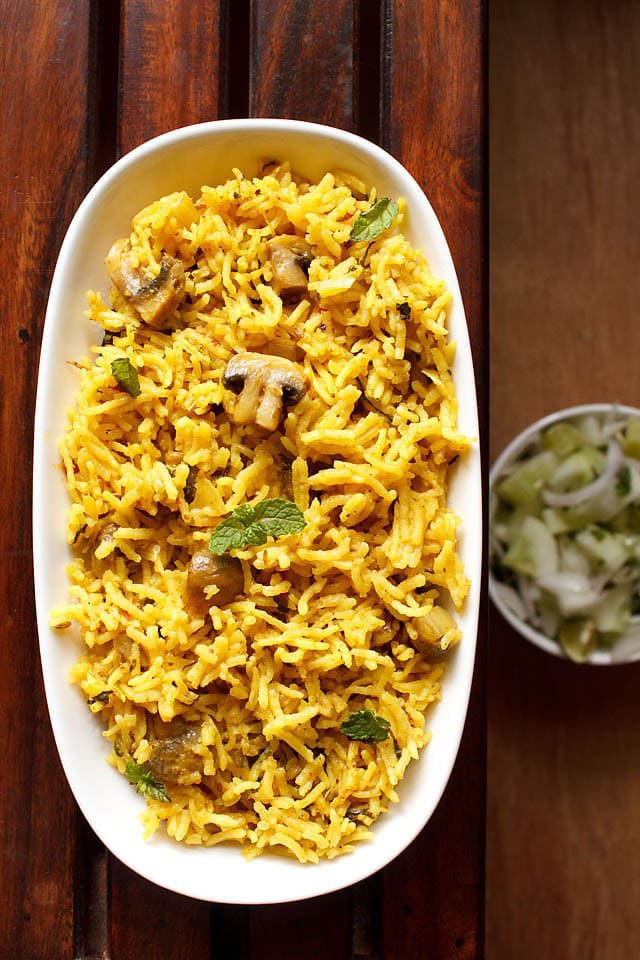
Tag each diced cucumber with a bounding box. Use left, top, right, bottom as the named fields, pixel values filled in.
left=547, top=447, right=605, bottom=493
left=592, top=585, right=632, bottom=634
left=558, top=619, right=597, bottom=662
left=622, top=418, right=640, bottom=459
left=558, top=465, right=640, bottom=527
left=537, top=591, right=561, bottom=638
left=576, top=415, right=605, bottom=447
left=492, top=505, right=534, bottom=547
left=615, top=462, right=640, bottom=503
left=611, top=505, right=640, bottom=534
left=502, top=516, right=559, bottom=578
left=542, top=422, right=584, bottom=458
left=537, top=571, right=602, bottom=616
left=560, top=503, right=605, bottom=532
left=597, top=631, right=620, bottom=651
left=574, top=527, right=630, bottom=573
left=558, top=539, right=591, bottom=576
left=541, top=507, right=570, bottom=535
left=497, top=451, right=557, bottom=506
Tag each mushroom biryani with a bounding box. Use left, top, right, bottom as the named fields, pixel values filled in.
left=50, top=161, right=470, bottom=862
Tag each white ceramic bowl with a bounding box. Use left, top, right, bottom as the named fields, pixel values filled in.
left=490, top=403, right=640, bottom=665
left=33, top=119, right=481, bottom=903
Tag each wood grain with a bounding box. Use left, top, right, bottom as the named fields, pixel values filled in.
left=244, top=3, right=367, bottom=956
left=249, top=893, right=351, bottom=960
left=108, top=1, right=226, bottom=954
left=490, top=0, right=640, bottom=461
left=0, top=1, right=487, bottom=954
left=109, top=860, right=211, bottom=960
left=250, top=0, right=356, bottom=129
left=0, top=2, right=92, bottom=957
left=382, top=2, right=486, bottom=957
left=119, top=0, right=224, bottom=155
left=489, top=0, right=640, bottom=957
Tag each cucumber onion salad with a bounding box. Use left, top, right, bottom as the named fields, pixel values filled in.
left=490, top=411, right=640, bottom=662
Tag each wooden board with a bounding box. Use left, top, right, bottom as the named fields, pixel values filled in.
left=0, top=3, right=92, bottom=957
left=119, top=0, right=224, bottom=154
left=489, top=0, right=640, bottom=957
left=107, top=3, right=224, bottom=956
left=2, top=1, right=486, bottom=955
left=382, top=3, right=487, bottom=958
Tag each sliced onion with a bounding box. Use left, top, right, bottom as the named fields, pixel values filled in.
left=536, top=571, right=605, bottom=617
left=611, top=621, right=640, bottom=663
left=602, top=418, right=628, bottom=439
left=542, top=440, right=623, bottom=509
left=491, top=580, right=528, bottom=622
left=517, top=575, right=540, bottom=625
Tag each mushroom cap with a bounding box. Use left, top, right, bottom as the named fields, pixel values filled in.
left=104, top=240, right=185, bottom=328
left=266, top=236, right=313, bottom=301
left=223, top=353, right=308, bottom=402
left=222, top=352, right=308, bottom=431
left=186, top=550, right=244, bottom=610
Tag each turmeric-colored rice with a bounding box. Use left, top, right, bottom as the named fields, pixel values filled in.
left=50, top=161, right=470, bottom=862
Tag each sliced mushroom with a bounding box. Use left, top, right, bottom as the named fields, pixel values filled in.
left=223, top=352, right=308, bottom=431
left=267, top=236, right=313, bottom=301
left=409, top=606, right=458, bottom=662
left=186, top=549, right=244, bottom=611
left=105, top=239, right=185, bottom=329
left=147, top=719, right=202, bottom=783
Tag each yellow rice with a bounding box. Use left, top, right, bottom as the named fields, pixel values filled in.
left=50, top=161, right=470, bottom=862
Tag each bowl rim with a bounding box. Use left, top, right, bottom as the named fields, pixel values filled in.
left=33, top=118, right=482, bottom=902
left=489, top=401, right=640, bottom=665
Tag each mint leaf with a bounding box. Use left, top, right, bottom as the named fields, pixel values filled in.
left=209, top=498, right=306, bottom=555
left=350, top=198, right=399, bottom=243
left=87, top=690, right=110, bottom=705
left=340, top=709, right=391, bottom=744
left=111, top=357, right=141, bottom=397
left=615, top=465, right=631, bottom=497
left=125, top=760, right=170, bottom=802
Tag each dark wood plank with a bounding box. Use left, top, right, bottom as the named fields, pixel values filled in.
left=249, top=893, right=351, bottom=960
left=74, top=819, right=110, bottom=960
left=489, top=1, right=640, bottom=956
left=0, top=1, right=93, bottom=957
left=250, top=0, right=356, bottom=129
left=109, top=0, right=226, bottom=946
left=108, top=2, right=226, bottom=954
left=382, top=2, right=486, bottom=958
left=246, top=2, right=359, bottom=955
left=119, top=0, right=224, bottom=155
left=490, top=0, right=640, bottom=459
left=109, top=861, right=211, bottom=960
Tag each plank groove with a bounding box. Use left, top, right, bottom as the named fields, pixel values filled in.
left=245, top=4, right=366, bottom=954
left=108, top=1, right=227, bottom=953
left=109, top=860, right=210, bottom=960
left=119, top=0, right=224, bottom=155
left=2, top=1, right=486, bottom=954
left=382, top=2, right=486, bottom=957
left=250, top=0, right=356, bottom=129
left=249, top=894, right=351, bottom=960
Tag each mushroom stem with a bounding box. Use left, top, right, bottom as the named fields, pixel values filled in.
left=232, top=375, right=263, bottom=425
left=256, top=382, right=284, bottom=431
left=223, top=352, right=308, bottom=432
